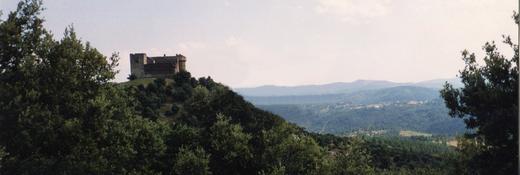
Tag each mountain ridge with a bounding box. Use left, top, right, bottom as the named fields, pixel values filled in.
left=235, top=78, right=461, bottom=97
left=242, top=85, right=442, bottom=105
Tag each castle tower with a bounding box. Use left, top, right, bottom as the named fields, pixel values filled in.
left=130, top=53, right=147, bottom=77
left=176, top=54, right=187, bottom=72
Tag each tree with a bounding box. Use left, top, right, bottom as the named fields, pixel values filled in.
left=0, top=1, right=169, bottom=174
left=258, top=163, right=286, bottom=175
left=440, top=22, right=518, bottom=174
left=208, top=114, right=253, bottom=175
left=332, top=137, right=375, bottom=175
left=172, top=146, right=212, bottom=175
left=170, top=104, right=180, bottom=115
left=260, top=122, right=330, bottom=175
left=173, top=71, right=192, bottom=85
left=181, top=86, right=213, bottom=126
left=451, top=136, right=482, bottom=175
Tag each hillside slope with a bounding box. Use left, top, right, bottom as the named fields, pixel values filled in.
left=121, top=74, right=459, bottom=173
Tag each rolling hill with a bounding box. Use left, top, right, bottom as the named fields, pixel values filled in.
left=243, top=85, right=442, bottom=105
left=236, top=79, right=467, bottom=136
left=235, top=78, right=461, bottom=97
left=258, top=100, right=466, bottom=136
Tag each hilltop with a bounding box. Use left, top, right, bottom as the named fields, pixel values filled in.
left=119, top=74, right=460, bottom=174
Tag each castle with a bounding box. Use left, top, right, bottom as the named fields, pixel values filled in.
left=130, top=53, right=187, bottom=78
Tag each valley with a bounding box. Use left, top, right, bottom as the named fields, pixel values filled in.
left=237, top=79, right=467, bottom=137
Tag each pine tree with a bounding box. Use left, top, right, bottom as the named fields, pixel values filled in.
left=440, top=19, right=518, bottom=174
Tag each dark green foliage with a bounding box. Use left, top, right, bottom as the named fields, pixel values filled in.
left=331, top=137, right=376, bottom=175
left=208, top=114, right=252, bottom=174
left=168, top=123, right=202, bottom=149
left=172, top=146, right=211, bottom=175
left=259, top=124, right=330, bottom=175
left=450, top=137, right=482, bottom=175
left=258, top=163, right=286, bottom=175
left=364, top=136, right=457, bottom=171
left=173, top=71, right=192, bottom=85
left=440, top=32, right=518, bottom=174
left=130, top=78, right=174, bottom=120
left=198, top=76, right=216, bottom=88
left=167, top=104, right=180, bottom=116
left=0, top=1, right=169, bottom=174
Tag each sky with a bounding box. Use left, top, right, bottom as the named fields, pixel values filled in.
left=0, top=0, right=517, bottom=87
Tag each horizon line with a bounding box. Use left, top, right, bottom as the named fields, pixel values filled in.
left=232, top=77, right=460, bottom=89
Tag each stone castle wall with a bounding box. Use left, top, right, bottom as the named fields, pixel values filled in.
left=130, top=53, right=186, bottom=78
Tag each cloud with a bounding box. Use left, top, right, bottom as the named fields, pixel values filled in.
left=314, top=0, right=391, bottom=22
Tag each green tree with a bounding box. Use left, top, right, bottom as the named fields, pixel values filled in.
left=0, top=1, right=169, bottom=174
left=208, top=114, right=253, bottom=175
left=258, top=163, right=286, bottom=175
left=451, top=136, right=482, bottom=175
left=167, top=123, right=202, bottom=151
left=260, top=123, right=330, bottom=175
left=181, top=86, right=213, bottom=126
left=172, top=146, right=212, bottom=175
left=173, top=71, right=192, bottom=85
left=332, top=137, right=376, bottom=175
left=440, top=25, right=518, bottom=174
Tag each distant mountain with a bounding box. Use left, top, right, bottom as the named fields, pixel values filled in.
left=235, top=80, right=403, bottom=96
left=242, top=94, right=345, bottom=105
left=243, top=86, right=441, bottom=105
left=235, top=78, right=460, bottom=97
left=341, top=86, right=440, bottom=104
left=415, top=78, right=463, bottom=89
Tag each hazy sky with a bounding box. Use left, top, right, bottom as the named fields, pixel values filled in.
left=0, top=0, right=517, bottom=87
